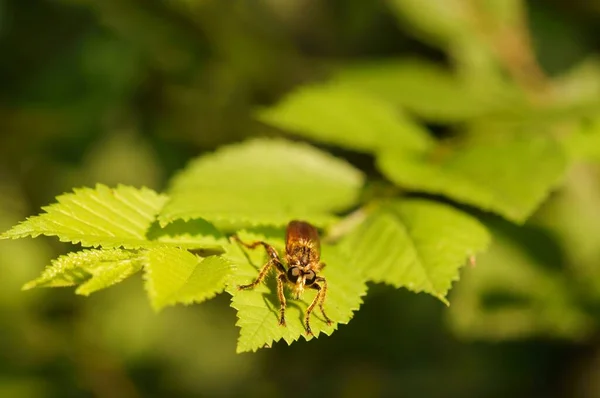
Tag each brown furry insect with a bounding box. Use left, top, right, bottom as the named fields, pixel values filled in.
left=234, top=220, right=332, bottom=335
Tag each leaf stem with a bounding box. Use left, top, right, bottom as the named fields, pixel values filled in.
left=324, top=206, right=370, bottom=243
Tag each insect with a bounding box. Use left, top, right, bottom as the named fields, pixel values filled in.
left=234, top=220, right=333, bottom=335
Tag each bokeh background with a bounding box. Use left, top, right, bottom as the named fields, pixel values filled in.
left=2, top=0, right=600, bottom=397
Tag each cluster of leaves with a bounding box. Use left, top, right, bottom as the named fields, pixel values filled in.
left=1, top=137, right=492, bottom=353
left=4, top=0, right=600, bottom=353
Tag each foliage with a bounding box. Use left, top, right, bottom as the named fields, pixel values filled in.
left=256, top=84, right=433, bottom=153
left=144, top=246, right=232, bottom=311
left=2, top=138, right=491, bottom=352
left=3, top=0, right=600, bottom=370
left=159, top=138, right=364, bottom=228
left=3, top=185, right=168, bottom=248
left=377, top=134, right=566, bottom=223
left=227, top=230, right=366, bottom=353
left=22, top=248, right=143, bottom=295
left=340, top=200, right=490, bottom=304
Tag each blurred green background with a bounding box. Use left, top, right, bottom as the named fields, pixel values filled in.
left=2, top=0, right=600, bottom=397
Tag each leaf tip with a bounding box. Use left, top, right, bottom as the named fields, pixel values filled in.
left=437, top=293, right=450, bottom=306
left=157, top=216, right=171, bottom=228
left=74, top=286, right=91, bottom=296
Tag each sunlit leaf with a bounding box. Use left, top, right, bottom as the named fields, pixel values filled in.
left=256, top=84, right=433, bottom=152
left=146, top=218, right=228, bottom=250
left=377, top=135, right=567, bottom=223
left=226, top=230, right=367, bottom=353
left=144, top=246, right=233, bottom=311
left=341, top=200, right=490, bottom=303
left=1, top=184, right=168, bottom=248
left=23, top=248, right=142, bottom=292
left=76, top=256, right=143, bottom=296
left=159, top=138, right=365, bottom=228
left=332, top=58, right=506, bottom=122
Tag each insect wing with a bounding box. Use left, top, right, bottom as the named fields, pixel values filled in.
left=285, top=220, right=320, bottom=254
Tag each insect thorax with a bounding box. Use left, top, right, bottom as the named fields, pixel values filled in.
left=286, top=241, right=319, bottom=268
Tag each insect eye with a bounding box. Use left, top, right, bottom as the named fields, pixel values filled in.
left=287, top=267, right=301, bottom=283
left=305, top=270, right=316, bottom=285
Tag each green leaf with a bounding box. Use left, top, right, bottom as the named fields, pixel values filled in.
left=377, top=134, right=567, bottom=223
left=331, top=58, right=507, bottom=122
left=549, top=57, right=600, bottom=116
left=256, top=84, right=433, bottom=153
left=533, top=164, right=600, bottom=301
left=144, top=246, right=233, bottom=311
left=23, top=248, right=142, bottom=292
left=341, top=200, right=490, bottom=303
left=1, top=184, right=168, bottom=248
left=159, top=138, right=365, bottom=228
left=447, top=234, right=593, bottom=340
left=146, top=218, right=228, bottom=250
left=386, top=0, right=472, bottom=46
left=226, top=230, right=366, bottom=353
left=387, top=0, right=524, bottom=48
left=564, top=117, right=600, bottom=162
left=76, top=257, right=143, bottom=296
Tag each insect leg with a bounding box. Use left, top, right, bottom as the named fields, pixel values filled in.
left=305, top=283, right=323, bottom=336
left=237, top=259, right=283, bottom=290
left=304, top=291, right=319, bottom=336
left=232, top=235, right=283, bottom=268
left=233, top=235, right=286, bottom=290
left=233, top=235, right=289, bottom=327
left=276, top=273, right=287, bottom=326
left=315, top=277, right=332, bottom=326
left=304, top=277, right=333, bottom=335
